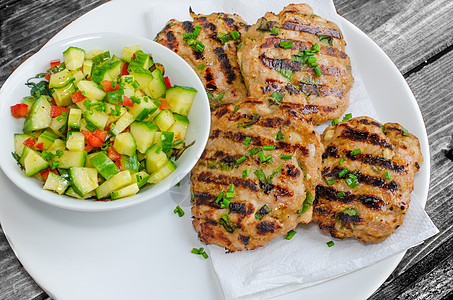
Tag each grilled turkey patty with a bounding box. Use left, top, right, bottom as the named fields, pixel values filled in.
left=237, top=3, right=353, bottom=125
left=190, top=97, right=324, bottom=251
left=313, top=116, right=423, bottom=243
left=155, top=11, right=249, bottom=110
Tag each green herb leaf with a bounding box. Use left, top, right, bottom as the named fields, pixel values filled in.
left=275, top=130, right=284, bottom=141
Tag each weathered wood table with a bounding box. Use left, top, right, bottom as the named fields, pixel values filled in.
left=1, top=0, right=452, bottom=299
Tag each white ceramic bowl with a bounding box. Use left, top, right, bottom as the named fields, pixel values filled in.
left=0, top=32, right=210, bottom=212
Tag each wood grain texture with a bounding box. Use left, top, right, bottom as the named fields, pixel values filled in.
left=0, top=0, right=452, bottom=299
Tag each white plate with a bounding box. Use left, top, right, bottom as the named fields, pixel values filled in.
left=0, top=0, right=429, bottom=299
left=0, top=32, right=210, bottom=212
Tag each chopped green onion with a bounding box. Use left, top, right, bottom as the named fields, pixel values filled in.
left=258, top=150, right=266, bottom=162
left=314, top=66, right=322, bottom=76
left=280, top=40, right=293, bottom=49
left=216, top=192, right=224, bottom=203
left=275, top=130, right=284, bottom=141
left=228, top=184, right=234, bottom=193
left=172, top=139, right=183, bottom=147
left=331, top=118, right=339, bottom=126
left=326, top=178, right=337, bottom=186
left=50, top=161, right=60, bottom=170
left=131, top=80, right=140, bottom=89
left=218, top=33, right=231, bottom=44
left=231, top=30, right=240, bottom=40
left=381, top=125, right=386, bottom=134
left=385, top=171, right=391, bottom=179
left=220, top=197, right=230, bottom=208
left=337, top=191, right=345, bottom=198
left=263, top=145, right=275, bottom=150
left=110, top=81, right=116, bottom=89
left=236, top=156, right=247, bottom=164
left=311, top=43, right=320, bottom=52
left=191, top=247, right=209, bottom=259
left=243, top=136, right=252, bottom=145
left=402, top=127, right=409, bottom=136
left=326, top=240, right=335, bottom=247
left=351, top=148, right=361, bottom=155
left=342, top=113, right=352, bottom=121
left=345, top=178, right=358, bottom=189
left=339, top=157, right=344, bottom=165
left=173, top=205, right=185, bottom=217
left=242, top=167, right=251, bottom=178
left=285, top=229, right=297, bottom=240
left=280, top=155, right=292, bottom=160
left=233, top=104, right=240, bottom=112
left=269, top=92, right=285, bottom=105
left=197, top=64, right=205, bottom=69
left=338, top=168, right=349, bottom=177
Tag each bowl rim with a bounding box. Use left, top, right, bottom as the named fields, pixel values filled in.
left=0, top=32, right=210, bottom=212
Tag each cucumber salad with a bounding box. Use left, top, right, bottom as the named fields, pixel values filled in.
left=10, top=45, right=197, bottom=200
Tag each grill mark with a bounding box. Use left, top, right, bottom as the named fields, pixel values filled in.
left=346, top=152, right=407, bottom=173
left=322, top=146, right=339, bottom=159
left=261, top=37, right=347, bottom=59
left=229, top=202, right=246, bottom=215
left=300, top=83, right=320, bottom=96
left=336, top=212, right=362, bottom=228
left=260, top=54, right=302, bottom=72
left=386, top=126, right=404, bottom=133
left=215, top=106, right=230, bottom=118
left=214, top=47, right=237, bottom=84
left=259, top=117, right=291, bottom=128
left=193, top=191, right=220, bottom=209
left=243, top=98, right=265, bottom=105
left=316, top=185, right=384, bottom=210
left=339, top=125, right=393, bottom=149
left=163, top=30, right=178, bottom=51
left=196, top=171, right=259, bottom=192
left=262, top=78, right=285, bottom=93
left=356, top=118, right=381, bottom=128
left=257, top=221, right=278, bottom=235
left=313, top=206, right=330, bottom=217
left=262, top=80, right=343, bottom=98
left=282, top=102, right=335, bottom=115
left=239, top=235, right=250, bottom=245
left=209, top=129, right=221, bottom=139
left=285, top=164, right=301, bottom=178
left=274, top=185, right=294, bottom=197
left=281, top=21, right=342, bottom=39
left=182, top=21, right=195, bottom=33
left=204, top=68, right=217, bottom=91
left=323, top=166, right=399, bottom=190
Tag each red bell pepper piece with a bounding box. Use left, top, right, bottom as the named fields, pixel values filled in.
left=84, top=143, right=93, bottom=152
left=92, top=129, right=107, bottom=143
left=81, top=130, right=103, bottom=147
left=23, top=137, right=36, bottom=148
left=50, top=99, right=56, bottom=105
left=40, top=168, right=59, bottom=181
left=35, top=142, right=44, bottom=151
left=44, top=73, right=51, bottom=81
left=50, top=106, right=70, bottom=118
left=71, top=90, right=87, bottom=103
left=121, top=62, right=129, bottom=76
left=163, top=76, right=171, bottom=89
left=10, top=103, right=28, bottom=118
left=50, top=59, right=61, bottom=68
left=115, top=159, right=122, bottom=171
left=158, top=99, right=171, bottom=110
left=107, top=146, right=121, bottom=161
left=119, top=95, right=133, bottom=107
left=101, top=80, right=120, bottom=93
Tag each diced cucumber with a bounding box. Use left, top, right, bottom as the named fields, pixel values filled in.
left=14, top=133, right=34, bottom=157
left=68, top=108, right=83, bottom=129
left=105, top=89, right=124, bottom=104
left=23, top=96, right=52, bottom=133
left=71, top=69, right=85, bottom=84
left=69, top=167, right=99, bottom=197
left=86, top=49, right=104, bottom=60
left=129, top=50, right=153, bottom=69
left=47, top=139, right=65, bottom=154
left=84, top=109, right=109, bottom=130
left=168, top=114, right=189, bottom=146
left=121, top=45, right=141, bottom=62
left=120, top=153, right=139, bottom=172
left=128, top=97, right=158, bottom=121
left=65, top=186, right=95, bottom=199
left=91, top=51, right=110, bottom=66
left=66, top=131, right=85, bottom=151
left=110, top=112, right=134, bottom=136
left=130, top=121, right=158, bottom=153
left=95, top=170, right=132, bottom=199
left=128, top=66, right=154, bottom=89
left=49, top=114, right=68, bottom=137
left=63, top=46, right=85, bottom=70
left=82, top=60, right=93, bottom=77
left=22, top=96, right=36, bottom=113
left=36, top=130, right=56, bottom=151
left=113, top=132, right=136, bottom=156
left=43, top=172, right=69, bottom=195
left=88, top=152, right=119, bottom=180
left=52, top=82, right=76, bottom=106
left=49, top=69, right=74, bottom=88
left=165, top=85, right=197, bottom=116
left=148, top=160, right=176, bottom=184
left=131, top=171, right=150, bottom=188
left=91, top=60, right=121, bottom=84
left=145, top=69, right=167, bottom=99
left=21, top=147, right=49, bottom=176
left=56, top=150, right=87, bottom=168
left=77, top=80, right=106, bottom=101
left=111, top=183, right=139, bottom=199
left=145, top=144, right=168, bottom=173
left=154, top=109, right=175, bottom=131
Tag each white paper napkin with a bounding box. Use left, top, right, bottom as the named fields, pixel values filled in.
left=148, top=1, right=439, bottom=299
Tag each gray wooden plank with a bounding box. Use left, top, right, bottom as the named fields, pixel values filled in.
left=335, top=0, right=453, bottom=74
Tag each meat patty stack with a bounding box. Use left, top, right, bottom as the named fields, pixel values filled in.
left=156, top=3, right=423, bottom=251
